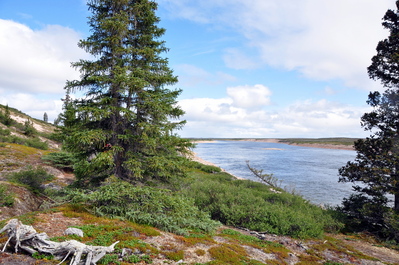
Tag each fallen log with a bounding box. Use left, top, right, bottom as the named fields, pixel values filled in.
left=0, top=219, right=118, bottom=265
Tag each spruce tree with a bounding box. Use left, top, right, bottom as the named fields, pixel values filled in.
left=338, top=1, right=399, bottom=239
left=62, top=0, right=192, bottom=185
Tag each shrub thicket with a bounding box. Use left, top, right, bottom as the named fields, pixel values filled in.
left=61, top=181, right=220, bottom=236
left=7, top=166, right=55, bottom=194
left=181, top=171, right=343, bottom=239
left=0, top=134, right=48, bottom=150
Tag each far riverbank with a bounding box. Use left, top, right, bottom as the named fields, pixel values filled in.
left=192, top=138, right=356, bottom=151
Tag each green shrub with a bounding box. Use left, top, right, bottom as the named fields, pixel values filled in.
left=23, top=118, right=37, bottom=137
left=0, top=127, right=11, bottom=136
left=24, top=137, right=48, bottom=150
left=0, top=135, right=48, bottom=150
left=32, top=252, right=54, bottom=260
left=123, top=254, right=152, bottom=263
left=188, top=161, right=222, bottom=173
left=42, top=151, right=77, bottom=171
left=98, top=254, right=120, bottom=265
left=181, top=173, right=343, bottom=239
left=72, top=181, right=220, bottom=235
left=6, top=166, right=55, bottom=194
left=0, top=184, right=14, bottom=207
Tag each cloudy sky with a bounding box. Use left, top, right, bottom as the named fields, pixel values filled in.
left=0, top=0, right=396, bottom=138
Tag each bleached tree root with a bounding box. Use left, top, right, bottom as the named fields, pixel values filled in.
left=0, top=219, right=119, bottom=265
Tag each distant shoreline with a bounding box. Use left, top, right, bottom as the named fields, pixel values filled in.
left=191, top=138, right=355, bottom=151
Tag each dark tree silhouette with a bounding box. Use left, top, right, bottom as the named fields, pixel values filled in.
left=339, top=1, right=399, bottom=240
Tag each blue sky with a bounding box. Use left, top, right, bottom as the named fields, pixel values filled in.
left=0, top=0, right=396, bottom=138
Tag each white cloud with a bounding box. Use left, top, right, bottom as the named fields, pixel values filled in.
left=178, top=92, right=371, bottom=138
left=0, top=19, right=89, bottom=122
left=0, top=19, right=88, bottom=94
left=226, top=84, right=272, bottom=108
left=160, top=0, right=395, bottom=90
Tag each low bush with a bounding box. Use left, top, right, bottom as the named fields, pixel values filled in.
left=6, top=166, right=55, bottom=194
left=188, top=161, right=222, bottom=173
left=0, top=135, right=48, bottom=150
left=42, top=151, right=77, bottom=171
left=24, top=138, right=48, bottom=150
left=0, top=127, right=11, bottom=136
left=181, top=171, right=343, bottom=239
left=63, top=181, right=220, bottom=236
left=0, top=184, right=14, bottom=207
left=23, top=119, right=37, bottom=137
left=337, top=193, right=399, bottom=243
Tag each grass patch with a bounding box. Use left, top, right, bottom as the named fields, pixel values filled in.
left=208, top=243, right=249, bottom=265
left=307, top=236, right=378, bottom=261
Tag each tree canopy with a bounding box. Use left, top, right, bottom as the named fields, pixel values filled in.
left=60, top=0, right=192, bottom=185
left=368, top=1, right=399, bottom=88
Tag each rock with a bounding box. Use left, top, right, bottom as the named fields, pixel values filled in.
left=64, top=227, right=84, bottom=237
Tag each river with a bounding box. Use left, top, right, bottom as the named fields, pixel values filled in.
left=193, top=140, right=357, bottom=206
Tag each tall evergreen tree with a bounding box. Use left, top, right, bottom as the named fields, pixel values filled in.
left=338, top=1, right=399, bottom=239
left=62, top=0, right=192, bottom=185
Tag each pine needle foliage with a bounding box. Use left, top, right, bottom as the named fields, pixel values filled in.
left=60, top=0, right=192, bottom=185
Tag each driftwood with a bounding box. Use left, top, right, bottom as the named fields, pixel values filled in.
left=0, top=219, right=119, bottom=265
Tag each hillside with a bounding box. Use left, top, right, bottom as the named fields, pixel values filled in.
left=0, top=106, right=399, bottom=265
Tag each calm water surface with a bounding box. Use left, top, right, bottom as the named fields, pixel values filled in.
left=194, top=141, right=357, bottom=206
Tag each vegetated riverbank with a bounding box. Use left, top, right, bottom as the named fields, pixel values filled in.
left=2, top=143, right=399, bottom=264
left=192, top=138, right=357, bottom=150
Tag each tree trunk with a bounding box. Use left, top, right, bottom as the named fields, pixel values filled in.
left=395, top=192, right=399, bottom=212
left=0, top=219, right=118, bottom=265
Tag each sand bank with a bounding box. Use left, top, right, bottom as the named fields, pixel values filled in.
left=237, top=138, right=355, bottom=151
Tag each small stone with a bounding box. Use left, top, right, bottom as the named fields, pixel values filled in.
left=121, top=248, right=133, bottom=257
